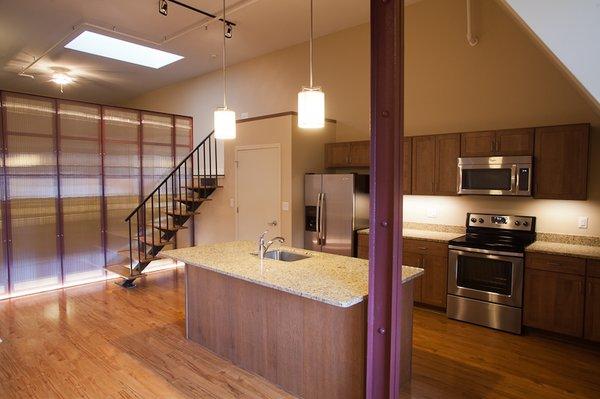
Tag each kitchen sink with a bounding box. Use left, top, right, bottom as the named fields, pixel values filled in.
left=262, top=250, right=310, bottom=262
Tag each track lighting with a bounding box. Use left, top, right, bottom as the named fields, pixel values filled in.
left=159, top=0, right=168, bottom=16
left=225, top=23, right=233, bottom=39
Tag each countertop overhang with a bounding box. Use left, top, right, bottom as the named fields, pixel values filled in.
left=160, top=241, right=423, bottom=308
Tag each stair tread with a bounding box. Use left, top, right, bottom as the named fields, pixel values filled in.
left=166, top=210, right=197, bottom=217
left=173, top=196, right=211, bottom=202
left=181, top=185, right=223, bottom=190
left=146, top=223, right=188, bottom=232
left=117, top=250, right=162, bottom=263
left=105, top=264, right=145, bottom=279
left=135, top=236, right=173, bottom=247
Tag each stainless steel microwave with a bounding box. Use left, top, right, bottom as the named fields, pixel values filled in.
left=457, top=156, right=532, bottom=196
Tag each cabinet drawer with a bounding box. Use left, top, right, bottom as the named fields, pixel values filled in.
left=587, top=259, right=600, bottom=278
left=525, top=252, right=586, bottom=276
left=403, top=239, right=448, bottom=258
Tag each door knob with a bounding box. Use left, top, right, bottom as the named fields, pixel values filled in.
left=268, top=220, right=278, bottom=226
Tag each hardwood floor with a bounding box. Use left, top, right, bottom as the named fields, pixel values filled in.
left=1, top=268, right=599, bottom=398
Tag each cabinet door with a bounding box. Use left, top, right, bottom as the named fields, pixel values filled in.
left=403, top=251, right=422, bottom=303
left=460, top=131, right=495, bottom=157
left=357, top=233, right=369, bottom=260
left=523, top=268, right=585, bottom=337
left=411, top=136, right=435, bottom=195
left=324, top=143, right=351, bottom=168
left=348, top=141, right=370, bottom=167
left=420, top=254, right=448, bottom=308
left=403, top=137, right=411, bottom=195
left=434, top=134, right=460, bottom=195
left=585, top=277, right=600, bottom=342
left=495, top=128, right=534, bottom=156
left=534, top=124, right=589, bottom=200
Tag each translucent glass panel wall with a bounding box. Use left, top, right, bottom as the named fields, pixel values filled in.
left=104, top=107, right=140, bottom=266
left=142, top=113, right=173, bottom=195
left=2, top=93, right=61, bottom=294
left=0, top=91, right=192, bottom=297
left=58, top=101, right=104, bottom=283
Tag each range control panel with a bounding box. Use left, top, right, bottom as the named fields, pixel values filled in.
left=467, top=213, right=535, bottom=232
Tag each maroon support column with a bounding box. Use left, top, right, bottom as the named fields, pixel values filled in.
left=366, top=0, right=404, bottom=398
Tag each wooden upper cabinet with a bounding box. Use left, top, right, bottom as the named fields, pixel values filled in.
left=403, top=137, right=412, bottom=195
left=434, top=134, right=460, bottom=195
left=348, top=141, right=370, bottom=167
left=460, top=131, right=496, bottom=157
left=495, top=128, right=534, bottom=156
left=585, top=260, right=600, bottom=342
left=534, top=124, right=589, bottom=200
left=411, top=136, right=436, bottom=195
left=324, top=141, right=369, bottom=168
left=461, top=128, right=533, bottom=157
left=325, top=143, right=351, bottom=168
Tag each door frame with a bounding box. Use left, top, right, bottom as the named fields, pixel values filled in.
left=234, top=143, right=282, bottom=240
left=367, top=0, right=405, bottom=398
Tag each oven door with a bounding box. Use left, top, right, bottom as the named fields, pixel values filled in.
left=448, top=248, right=523, bottom=307
left=458, top=163, right=517, bottom=195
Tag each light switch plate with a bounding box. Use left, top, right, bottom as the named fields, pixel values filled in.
left=241, top=112, right=249, bottom=119
left=282, top=202, right=289, bottom=211
left=578, top=216, right=588, bottom=229
left=229, top=198, right=235, bottom=208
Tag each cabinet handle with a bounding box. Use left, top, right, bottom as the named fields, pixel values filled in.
left=490, top=140, right=495, bottom=153
left=588, top=281, right=592, bottom=295
left=579, top=281, right=584, bottom=295
left=419, top=247, right=428, bottom=251
left=548, top=262, right=562, bottom=267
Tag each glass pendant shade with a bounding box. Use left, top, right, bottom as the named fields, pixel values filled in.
left=214, top=107, right=236, bottom=139
left=297, top=87, right=325, bottom=129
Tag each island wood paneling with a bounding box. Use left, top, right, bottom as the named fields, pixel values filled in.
left=186, top=264, right=367, bottom=399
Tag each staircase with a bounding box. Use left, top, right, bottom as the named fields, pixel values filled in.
left=106, top=132, right=221, bottom=287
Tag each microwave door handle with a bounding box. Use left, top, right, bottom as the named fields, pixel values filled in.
left=512, top=165, right=518, bottom=194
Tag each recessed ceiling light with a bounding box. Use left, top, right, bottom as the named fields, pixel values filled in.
left=64, top=31, right=184, bottom=69
left=51, top=73, right=73, bottom=85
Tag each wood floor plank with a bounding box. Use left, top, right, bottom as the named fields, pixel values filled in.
left=1, top=268, right=599, bottom=399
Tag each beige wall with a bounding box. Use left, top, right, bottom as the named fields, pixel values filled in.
left=193, top=114, right=335, bottom=245
left=128, top=0, right=600, bottom=238
left=126, top=23, right=369, bottom=144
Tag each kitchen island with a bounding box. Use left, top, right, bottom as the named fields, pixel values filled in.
left=160, top=241, right=423, bottom=398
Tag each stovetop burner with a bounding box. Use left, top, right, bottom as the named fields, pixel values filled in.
left=449, top=213, right=536, bottom=254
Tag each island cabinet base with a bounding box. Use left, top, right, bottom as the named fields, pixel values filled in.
left=185, top=264, right=367, bottom=399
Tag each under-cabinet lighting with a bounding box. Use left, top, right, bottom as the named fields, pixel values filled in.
left=65, top=31, right=184, bottom=69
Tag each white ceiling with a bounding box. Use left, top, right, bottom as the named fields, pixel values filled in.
left=0, top=0, right=374, bottom=103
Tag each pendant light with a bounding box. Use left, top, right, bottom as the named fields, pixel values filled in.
left=214, top=0, right=236, bottom=140
left=298, top=0, right=324, bottom=129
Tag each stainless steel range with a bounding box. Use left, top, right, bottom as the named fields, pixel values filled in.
left=447, top=213, right=536, bottom=334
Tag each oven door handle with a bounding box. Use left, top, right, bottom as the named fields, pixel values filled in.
left=448, top=245, right=524, bottom=258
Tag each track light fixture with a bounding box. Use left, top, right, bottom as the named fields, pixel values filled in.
left=225, top=23, right=233, bottom=39
left=159, top=0, right=168, bottom=16
left=214, top=0, right=236, bottom=140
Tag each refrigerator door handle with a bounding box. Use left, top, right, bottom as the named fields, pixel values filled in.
left=319, top=192, right=325, bottom=244
left=316, top=193, right=322, bottom=245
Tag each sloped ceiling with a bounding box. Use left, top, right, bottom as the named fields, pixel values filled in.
left=499, top=0, right=600, bottom=112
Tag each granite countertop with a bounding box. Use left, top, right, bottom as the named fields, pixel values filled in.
left=525, top=241, right=600, bottom=260
left=356, top=228, right=463, bottom=243
left=160, top=241, right=424, bottom=308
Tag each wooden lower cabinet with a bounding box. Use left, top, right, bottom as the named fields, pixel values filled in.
left=357, top=233, right=369, bottom=260
left=403, top=239, right=448, bottom=308
left=523, top=253, right=586, bottom=337
left=585, top=277, right=600, bottom=342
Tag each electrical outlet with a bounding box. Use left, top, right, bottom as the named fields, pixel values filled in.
left=426, top=207, right=438, bottom=218
left=578, top=216, right=588, bottom=229
left=281, top=202, right=289, bottom=211
left=229, top=198, right=235, bottom=208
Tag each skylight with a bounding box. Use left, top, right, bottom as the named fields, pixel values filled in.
left=65, top=31, right=184, bottom=69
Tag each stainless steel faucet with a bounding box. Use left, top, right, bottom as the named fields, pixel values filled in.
left=258, top=231, right=285, bottom=259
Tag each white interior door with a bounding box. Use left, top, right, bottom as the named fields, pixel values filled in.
left=236, top=145, right=281, bottom=241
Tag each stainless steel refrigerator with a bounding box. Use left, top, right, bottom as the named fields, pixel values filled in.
left=304, top=174, right=369, bottom=256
